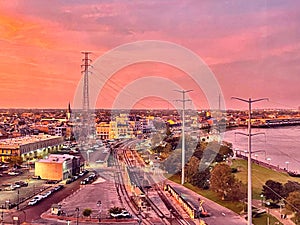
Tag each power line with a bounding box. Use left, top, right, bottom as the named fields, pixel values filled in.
left=89, top=66, right=155, bottom=109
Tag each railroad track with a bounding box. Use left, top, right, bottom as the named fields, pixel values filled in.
left=147, top=175, right=192, bottom=225
left=115, top=141, right=196, bottom=225
left=122, top=145, right=195, bottom=225
left=120, top=144, right=170, bottom=224
left=113, top=142, right=155, bottom=225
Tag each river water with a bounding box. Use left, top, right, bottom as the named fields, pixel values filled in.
left=223, top=126, right=300, bottom=173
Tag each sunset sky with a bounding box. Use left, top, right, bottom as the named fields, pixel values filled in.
left=0, top=0, right=299, bottom=110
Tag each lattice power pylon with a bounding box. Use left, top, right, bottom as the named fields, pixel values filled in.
left=81, top=52, right=92, bottom=112
left=80, top=52, right=93, bottom=142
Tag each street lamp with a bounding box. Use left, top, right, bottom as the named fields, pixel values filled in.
left=260, top=194, right=264, bottom=206
left=1, top=205, right=4, bottom=225
left=285, top=161, right=289, bottom=171
left=17, top=190, right=20, bottom=210
left=75, top=207, right=79, bottom=225
left=22, top=210, right=26, bottom=224
left=5, top=200, right=10, bottom=210
left=97, top=201, right=101, bottom=222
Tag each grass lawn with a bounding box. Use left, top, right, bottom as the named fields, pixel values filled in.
left=167, top=159, right=299, bottom=225
left=169, top=175, right=284, bottom=225
left=252, top=214, right=283, bottom=225
left=231, top=159, right=300, bottom=198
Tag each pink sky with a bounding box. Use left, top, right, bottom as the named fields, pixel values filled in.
left=0, top=0, right=299, bottom=110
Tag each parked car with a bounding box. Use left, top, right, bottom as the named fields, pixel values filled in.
left=42, top=191, right=52, bottom=198
left=28, top=199, right=38, bottom=206
left=53, top=185, right=64, bottom=191
left=110, top=210, right=132, bottom=218
left=33, top=195, right=44, bottom=201
left=199, top=211, right=211, bottom=218
left=66, top=179, right=73, bottom=184
left=4, top=186, right=13, bottom=191
left=8, top=172, right=19, bottom=176
left=15, top=181, right=28, bottom=187
left=12, top=184, right=21, bottom=189
left=46, top=180, right=59, bottom=184
left=81, top=178, right=90, bottom=185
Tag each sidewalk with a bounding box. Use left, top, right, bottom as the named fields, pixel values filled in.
left=252, top=200, right=295, bottom=225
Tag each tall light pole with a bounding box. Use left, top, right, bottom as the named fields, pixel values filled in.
left=97, top=200, right=101, bottom=222
left=17, top=190, right=19, bottom=210
left=1, top=205, right=4, bottom=225
left=174, top=89, right=193, bottom=185
left=285, top=161, right=289, bottom=171
left=232, top=97, right=268, bottom=225
left=75, top=207, right=79, bottom=225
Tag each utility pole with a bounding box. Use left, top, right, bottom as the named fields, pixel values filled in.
left=17, top=190, right=19, bottom=210
left=1, top=205, right=4, bottom=225
left=232, top=97, right=268, bottom=225
left=81, top=52, right=92, bottom=112
left=174, top=89, right=193, bottom=185
left=81, top=52, right=92, bottom=141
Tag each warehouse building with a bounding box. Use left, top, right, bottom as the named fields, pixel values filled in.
left=35, top=154, right=81, bottom=180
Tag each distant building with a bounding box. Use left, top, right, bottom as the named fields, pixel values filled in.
left=96, top=122, right=110, bottom=140
left=35, top=154, right=81, bottom=180
left=0, top=134, right=63, bottom=162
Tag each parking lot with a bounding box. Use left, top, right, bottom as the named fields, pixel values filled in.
left=57, top=168, right=122, bottom=220
left=0, top=167, right=47, bottom=209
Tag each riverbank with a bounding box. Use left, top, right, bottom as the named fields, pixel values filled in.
left=224, top=126, right=300, bottom=173
left=235, top=154, right=300, bottom=176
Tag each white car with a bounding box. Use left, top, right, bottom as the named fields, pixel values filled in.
left=8, top=172, right=19, bottom=176
left=33, top=195, right=43, bottom=201
left=28, top=199, right=38, bottom=206
left=42, top=191, right=52, bottom=198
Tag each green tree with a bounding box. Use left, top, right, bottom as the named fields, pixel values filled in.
left=185, top=156, right=200, bottom=182
left=284, top=181, right=300, bottom=197
left=210, top=163, right=235, bottom=199
left=226, top=180, right=247, bottom=201
left=82, top=208, right=92, bottom=217
left=7, top=155, right=23, bottom=167
left=262, top=180, right=284, bottom=203
left=185, top=156, right=211, bottom=189
left=165, top=123, right=172, bottom=136
left=191, top=168, right=211, bottom=189
left=210, top=163, right=245, bottom=201
left=285, top=191, right=300, bottom=222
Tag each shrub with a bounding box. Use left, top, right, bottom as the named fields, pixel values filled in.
left=82, top=208, right=92, bottom=217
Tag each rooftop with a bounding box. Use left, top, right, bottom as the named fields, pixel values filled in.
left=38, top=154, right=78, bottom=163
left=0, top=134, right=62, bottom=148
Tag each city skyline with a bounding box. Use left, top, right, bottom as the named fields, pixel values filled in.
left=0, top=0, right=299, bottom=110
